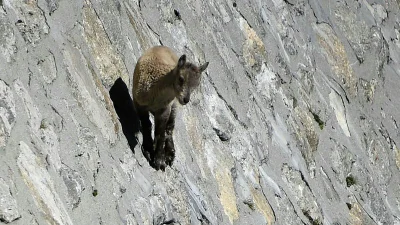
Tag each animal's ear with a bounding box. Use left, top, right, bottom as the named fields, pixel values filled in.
left=199, top=62, right=209, bottom=72
left=178, top=55, right=186, bottom=68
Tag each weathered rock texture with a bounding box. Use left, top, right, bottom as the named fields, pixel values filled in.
left=0, top=0, right=400, bottom=224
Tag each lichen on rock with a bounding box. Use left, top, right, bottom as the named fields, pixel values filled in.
left=314, top=23, right=357, bottom=97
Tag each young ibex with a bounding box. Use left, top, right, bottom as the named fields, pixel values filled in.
left=132, top=46, right=209, bottom=170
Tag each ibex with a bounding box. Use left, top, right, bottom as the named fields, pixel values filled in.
left=132, top=46, right=209, bottom=171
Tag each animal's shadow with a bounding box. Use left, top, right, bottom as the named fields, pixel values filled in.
left=109, top=78, right=140, bottom=153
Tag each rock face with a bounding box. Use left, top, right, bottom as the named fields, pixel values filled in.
left=0, top=0, right=399, bottom=224
left=0, top=178, right=20, bottom=223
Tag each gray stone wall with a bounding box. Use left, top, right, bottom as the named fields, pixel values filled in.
left=0, top=0, right=400, bottom=224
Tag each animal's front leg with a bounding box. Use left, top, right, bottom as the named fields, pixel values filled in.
left=153, top=107, right=171, bottom=171
left=134, top=102, right=154, bottom=163
left=165, top=102, right=176, bottom=166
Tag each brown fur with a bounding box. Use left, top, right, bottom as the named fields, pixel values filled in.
left=133, top=46, right=178, bottom=111
left=132, top=46, right=208, bottom=170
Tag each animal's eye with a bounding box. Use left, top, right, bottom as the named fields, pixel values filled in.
left=178, top=76, right=184, bottom=85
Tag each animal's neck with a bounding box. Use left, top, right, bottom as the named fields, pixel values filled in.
left=146, top=69, right=177, bottom=112
left=157, top=68, right=177, bottom=91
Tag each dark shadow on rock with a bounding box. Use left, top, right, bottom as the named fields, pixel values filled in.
left=109, top=78, right=140, bottom=152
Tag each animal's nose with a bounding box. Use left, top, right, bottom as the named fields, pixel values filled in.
left=183, top=97, right=189, bottom=104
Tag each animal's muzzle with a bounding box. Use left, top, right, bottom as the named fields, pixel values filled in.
left=183, top=96, right=190, bottom=104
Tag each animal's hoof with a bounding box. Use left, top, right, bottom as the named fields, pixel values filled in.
left=164, top=139, right=175, bottom=167
left=142, top=141, right=154, bottom=162
left=154, top=159, right=166, bottom=171
left=165, top=154, right=175, bottom=166
left=153, top=151, right=167, bottom=171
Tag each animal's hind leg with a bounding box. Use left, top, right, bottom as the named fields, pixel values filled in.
left=134, top=102, right=154, bottom=163
left=165, top=102, right=176, bottom=166
left=153, top=107, right=171, bottom=171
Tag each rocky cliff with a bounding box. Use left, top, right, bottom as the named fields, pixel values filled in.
left=1, top=0, right=400, bottom=224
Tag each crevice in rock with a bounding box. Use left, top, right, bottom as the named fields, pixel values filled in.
left=392, top=117, right=398, bottom=130
left=213, top=127, right=230, bottom=141
left=146, top=23, right=160, bottom=37
left=327, top=80, right=351, bottom=138
left=198, top=214, right=211, bottom=225
left=237, top=10, right=252, bottom=29
left=258, top=176, right=277, bottom=221
left=173, top=9, right=181, bottom=21
left=205, top=72, right=247, bottom=128
left=299, top=170, right=313, bottom=194
left=320, top=166, right=340, bottom=200
left=279, top=188, right=309, bottom=225
left=353, top=195, right=379, bottom=224
left=275, top=55, right=290, bottom=84
left=50, top=50, right=58, bottom=80
left=230, top=48, right=242, bottom=60
left=153, top=212, right=178, bottom=225
left=377, top=34, right=390, bottom=79
left=302, top=209, right=322, bottom=225
left=157, top=218, right=177, bottom=225
left=307, top=0, right=319, bottom=23
left=309, top=109, right=325, bottom=130
left=326, top=75, right=350, bottom=104
left=378, top=123, right=398, bottom=172
left=283, top=0, right=294, bottom=6
left=145, top=22, right=163, bottom=45
left=28, top=68, right=33, bottom=87
left=138, top=0, right=142, bottom=10
left=37, top=2, right=50, bottom=33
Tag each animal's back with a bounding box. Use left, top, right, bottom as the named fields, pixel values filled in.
left=133, top=46, right=178, bottom=107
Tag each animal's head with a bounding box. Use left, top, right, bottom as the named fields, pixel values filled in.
left=173, top=55, right=209, bottom=105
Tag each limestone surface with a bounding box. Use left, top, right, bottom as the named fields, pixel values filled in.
left=0, top=0, right=399, bottom=224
